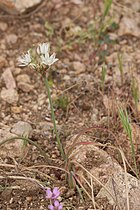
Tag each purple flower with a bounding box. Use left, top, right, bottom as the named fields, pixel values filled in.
left=48, top=200, right=63, bottom=210
left=48, top=204, right=54, bottom=210
left=45, top=187, right=60, bottom=200
left=54, top=200, right=63, bottom=210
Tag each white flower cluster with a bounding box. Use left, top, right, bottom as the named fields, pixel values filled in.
left=18, top=43, right=58, bottom=67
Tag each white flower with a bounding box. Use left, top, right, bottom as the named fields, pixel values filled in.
left=18, top=50, right=31, bottom=67
left=40, top=52, right=58, bottom=66
left=37, top=43, right=50, bottom=55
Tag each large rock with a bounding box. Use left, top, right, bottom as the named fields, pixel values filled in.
left=0, top=127, right=22, bottom=158
left=110, top=0, right=140, bottom=37
left=17, top=82, right=34, bottom=92
left=16, top=74, right=33, bottom=92
left=6, top=34, right=18, bottom=45
left=97, top=172, right=140, bottom=210
left=11, top=121, right=32, bottom=138
left=0, top=56, right=7, bottom=69
left=118, top=17, right=140, bottom=37
left=66, top=134, right=123, bottom=184
left=1, top=88, right=19, bottom=104
left=0, top=0, right=43, bottom=14
left=16, top=74, right=31, bottom=83
left=0, top=22, right=8, bottom=32
left=2, top=68, right=16, bottom=89
left=72, top=61, right=86, bottom=74
left=66, top=134, right=140, bottom=209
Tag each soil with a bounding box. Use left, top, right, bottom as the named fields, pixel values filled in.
left=0, top=0, right=140, bottom=209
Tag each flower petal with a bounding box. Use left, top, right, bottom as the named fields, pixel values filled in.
left=37, top=43, right=50, bottom=55
left=45, top=188, right=53, bottom=199
left=48, top=204, right=54, bottom=210
left=52, top=187, right=60, bottom=199
left=58, top=204, right=63, bottom=210
left=54, top=200, right=59, bottom=207
left=18, top=50, right=32, bottom=67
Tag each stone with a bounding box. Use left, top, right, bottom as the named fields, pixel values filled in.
left=39, top=121, right=53, bottom=135
left=0, top=0, right=43, bottom=14
left=66, top=133, right=140, bottom=208
left=16, top=74, right=31, bottom=83
left=91, top=108, right=98, bottom=122
left=11, top=106, right=22, bottom=114
left=0, top=0, right=17, bottom=14
left=13, top=68, right=22, bottom=75
left=16, top=75, right=32, bottom=90
left=11, top=121, right=32, bottom=137
left=97, top=172, right=140, bottom=210
left=0, top=22, right=8, bottom=32
left=18, top=82, right=34, bottom=92
left=132, top=1, right=140, bottom=12
left=118, top=17, right=140, bottom=37
left=0, top=41, right=6, bottom=50
left=1, top=88, right=19, bottom=104
left=0, top=56, right=7, bottom=68
left=73, top=61, right=86, bottom=74
left=37, top=93, right=46, bottom=106
left=66, top=134, right=123, bottom=182
left=0, top=127, right=22, bottom=158
left=63, top=75, right=70, bottom=81
left=2, top=68, right=16, bottom=89
left=6, top=34, right=18, bottom=45
left=71, top=0, right=83, bottom=4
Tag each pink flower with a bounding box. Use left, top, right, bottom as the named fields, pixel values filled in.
left=45, top=187, right=60, bottom=200
left=48, top=200, right=63, bottom=210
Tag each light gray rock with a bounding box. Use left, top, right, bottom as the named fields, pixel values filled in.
left=1, top=88, right=19, bottom=104
left=16, top=74, right=33, bottom=92
left=73, top=61, right=86, bottom=74
left=97, top=172, right=140, bottom=210
left=0, top=127, right=22, bottom=158
left=0, top=22, right=8, bottom=32
left=0, top=0, right=43, bottom=14
left=2, top=68, right=16, bottom=89
left=63, top=75, right=71, bottom=81
left=71, top=0, right=83, bottom=4
left=11, top=121, right=32, bottom=137
left=16, top=74, right=31, bottom=83
left=6, top=34, right=18, bottom=45
left=37, top=93, right=46, bottom=106
left=13, top=68, right=22, bottom=75
left=67, top=134, right=140, bottom=209
left=118, top=17, right=140, bottom=37
left=0, top=56, right=7, bottom=68
left=18, top=82, right=34, bottom=92
left=66, top=134, right=123, bottom=181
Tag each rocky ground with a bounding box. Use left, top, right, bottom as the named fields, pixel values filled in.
left=0, top=0, right=140, bottom=209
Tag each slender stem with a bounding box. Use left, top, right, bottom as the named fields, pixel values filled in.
left=44, top=77, right=65, bottom=159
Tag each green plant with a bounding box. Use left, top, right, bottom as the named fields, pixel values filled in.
left=44, top=78, right=65, bottom=159
left=96, top=0, right=113, bottom=39
left=118, top=108, right=138, bottom=176
left=54, top=95, right=69, bottom=111
left=54, top=0, right=114, bottom=60
left=18, top=43, right=65, bottom=159
left=103, top=0, right=113, bottom=18
left=45, top=21, right=54, bottom=38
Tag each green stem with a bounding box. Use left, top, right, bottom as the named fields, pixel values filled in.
left=44, top=77, right=65, bottom=159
